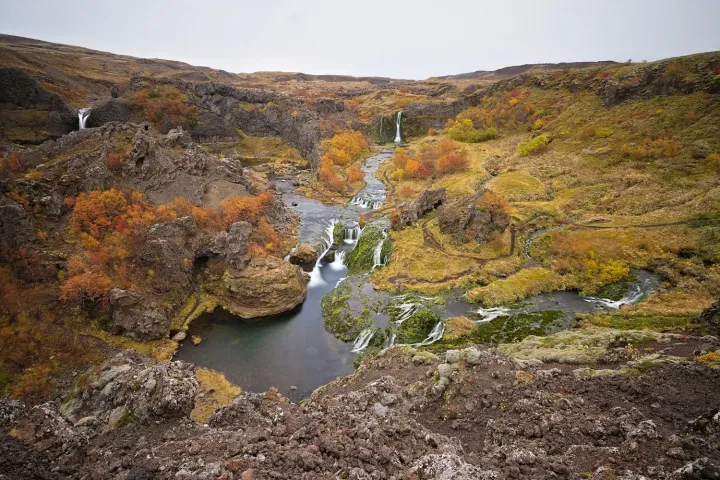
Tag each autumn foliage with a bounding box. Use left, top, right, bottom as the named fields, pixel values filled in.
left=388, top=139, right=469, bottom=181
left=318, top=130, right=369, bottom=193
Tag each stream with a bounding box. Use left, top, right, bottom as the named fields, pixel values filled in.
left=176, top=150, right=659, bottom=401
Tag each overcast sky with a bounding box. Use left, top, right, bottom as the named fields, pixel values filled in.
left=1, top=0, right=719, bottom=79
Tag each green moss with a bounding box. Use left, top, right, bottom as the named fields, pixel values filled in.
left=580, top=311, right=693, bottom=332
left=321, top=283, right=373, bottom=342
left=396, top=308, right=440, bottom=344
left=470, top=310, right=566, bottom=345
left=333, top=223, right=344, bottom=245
left=345, top=226, right=384, bottom=275
left=594, top=272, right=636, bottom=301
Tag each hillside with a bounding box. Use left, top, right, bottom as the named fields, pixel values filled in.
left=1, top=35, right=720, bottom=479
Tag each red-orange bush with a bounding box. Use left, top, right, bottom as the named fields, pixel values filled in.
left=437, top=153, right=469, bottom=174
left=59, top=271, right=112, bottom=305
left=347, top=163, right=365, bottom=183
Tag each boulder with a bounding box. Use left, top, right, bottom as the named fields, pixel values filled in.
left=315, top=97, right=345, bottom=114
left=0, top=199, right=34, bottom=249
left=288, top=243, right=318, bottom=271
left=108, top=288, right=171, bottom=340
left=218, top=256, right=307, bottom=318
left=395, top=188, right=446, bottom=229
left=443, top=316, right=475, bottom=341
left=209, top=221, right=252, bottom=270
left=693, top=299, right=720, bottom=336
left=140, top=216, right=199, bottom=290
left=86, top=98, right=136, bottom=128
left=438, top=192, right=510, bottom=243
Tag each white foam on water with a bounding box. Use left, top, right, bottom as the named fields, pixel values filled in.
left=307, top=219, right=337, bottom=288
left=371, top=231, right=388, bottom=270
left=474, top=306, right=512, bottom=322
left=351, top=328, right=376, bottom=353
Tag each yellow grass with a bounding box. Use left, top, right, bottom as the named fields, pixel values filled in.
left=191, top=368, right=241, bottom=423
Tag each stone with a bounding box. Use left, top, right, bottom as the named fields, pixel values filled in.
left=0, top=199, right=34, bottom=249
left=172, top=331, right=187, bottom=341
left=209, top=221, right=252, bottom=270
left=438, top=191, right=510, bottom=243
left=107, top=406, right=130, bottom=429
left=288, top=243, right=318, bottom=271
left=108, top=288, right=170, bottom=341
left=443, top=316, right=475, bottom=341
left=693, top=299, right=720, bottom=336
left=396, top=188, right=446, bottom=229
left=191, top=335, right=202, bottom=346
left=217, top=256, right=307, bottom=318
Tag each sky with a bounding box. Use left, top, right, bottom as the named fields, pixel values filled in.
left=1, top=0, right=719, bottom=79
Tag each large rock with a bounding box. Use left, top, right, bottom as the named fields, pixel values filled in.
left=0, top=199, right=34, bottom=249
left=108, top=288, right=171, bottom=340
left=208, top=221, right=252, bottom=270
left=140, top=216, right=199, bottom=291
left=693, top=299, right=720, bottom=336
left=396, top=188, right=446, bottom=229
left=288, top=243, right=318, bottom=271
left=218, top=256, right=307, bottom=318
left=86, top=98, right=136, bottom=128
left=0, top=67, right=76, bottom=144
left=60, top=351, right=197, bottom=425
left=438, top=191, right=510, bottom=243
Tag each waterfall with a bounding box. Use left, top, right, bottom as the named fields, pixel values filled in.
left=308, top=219, right=337, bottom=287
left=371, top=231, right=388, bottom=270
left=474, top=306, right=511, bottom=323
left=379, top=116, right=384, bottom=140
left=78, top=108, right=91, bottom=130
left=344, top=225, right=362, bottom=244
left=394, top=111, right=402, bottom=143
left=416, top=322, right=445, bottom=346
left=585, top=284, right=645, bottom=310
left=329, top=250, right=346, bottom=271
left=350, top=196, right=382, bottom=210
left=351, top=328, right=376, bottom=353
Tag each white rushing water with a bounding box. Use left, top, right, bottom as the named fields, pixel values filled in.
left=308, top=219, right=337, bottom=287
left=371, top=231, right=388, bottom=270
left=344, top=224, right=362, bottom=244
left=415, top=321, right=445, bottom=346
left=350, top=196, right=382, bottom=210
left=474, top=306, right=512, bottom=322
left=78, top=108, right=91, bottom=130
left=329, top=250, right=346, bottom=271
left=351, top=328, right=376, bottom=353
left=394, top=111, right=402, bottom=143
left=584, top=282, right=647, bottom=310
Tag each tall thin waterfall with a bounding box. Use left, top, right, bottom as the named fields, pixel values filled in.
left=379, top=116, right=384, bottom=140
left=372, top=231, right=388, bottom=270
left=78, top=108, right=91, bottom=130
left=394, top=111, right=402, bottom=143
left=308, top=219, right=337, bottom=287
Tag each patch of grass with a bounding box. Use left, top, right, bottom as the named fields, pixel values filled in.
left=472, top=310, right=566, bottom=345
left=466, top=267, right=564, bottom=306
left=191, top=367, right=241, bottom=423
left=517, top=135, right=550, bottom=156
left=486, top=170, right=546, bottom=202
left=396, top=308, right=440, bottom=344
left=579, top=311, right=693, bottom=332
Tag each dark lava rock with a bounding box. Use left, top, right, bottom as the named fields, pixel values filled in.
left=395, top=188, right=446, bottom=229
left=108, top=288, right=171, bottom=341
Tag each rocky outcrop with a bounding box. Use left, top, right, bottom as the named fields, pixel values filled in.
left=288, top=243, right=318, bottom=271
left=314, top=97, right=345, bottom=114
left=86, top=98, right=137, bottom=127
left=0, top=67, right=77, bottom=144
left=141, top=216, right=200, bottom=291
left=438, top=192, right=510, bottom=243
left=0, top=198, right=34, bottom=249
left=217, top=256, right=307, bottom=318
left=207, top=221, right=252, bottom=270
left=60, top=351, right=197, bottom=425
left=693, top=299, right=720, bottom=336
left=108, top=288, right=171, bottom=340
left=395, top=188, right=446, bottom=229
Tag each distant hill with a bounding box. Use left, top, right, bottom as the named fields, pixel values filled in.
left=431, top=61, right=619, bottom=81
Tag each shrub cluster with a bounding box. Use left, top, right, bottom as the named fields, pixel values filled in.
left=318, top=130, right=369, bottom=193
left=388, top=138, right=469, bottom=181
left=447, top=119, right=497, bottom=143
left=517, top=135, right=550, bottom=156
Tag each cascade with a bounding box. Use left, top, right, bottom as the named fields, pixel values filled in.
left=307, top=219, right=337, bottom=287
left=394, top=111, right=402, bottom=143
left=371, top=231, right=388, bottom=270
left=351, top=328, right=376, bottom=352
left=78, top=108, right=91, bottom=129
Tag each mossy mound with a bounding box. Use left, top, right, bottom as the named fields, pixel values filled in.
left=443, top=316, right=475, bottom=341
left=471, top=310, right=566, bottom=345
left=321, top=283, right=372, bottom=342
left=345, top=226, right=385, bottom=275
left=594, top=271, right=637, bottom=301
left=396, top=308, right=441, bottom=344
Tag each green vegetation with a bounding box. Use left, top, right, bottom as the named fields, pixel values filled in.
left=447, top=119, right=498, bottom=143
left=321, top=283, right=372, bottom=342
left=345, top=226, right=384, bottom=274
left=579, top=311, right=693, bottom=332
left=467, top=268, right=562, bottom=305
left=517, top=135, right=550, bottom=156
left=396, top=308, right=440, bottom=344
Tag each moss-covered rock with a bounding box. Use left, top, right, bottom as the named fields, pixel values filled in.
left=321, top=283, right=372, bottom=342
left=345, top=226, right=385, bottom=275
left=443, top=316, right=475, bottom=341
left=397, top=308, right=441, bottom=344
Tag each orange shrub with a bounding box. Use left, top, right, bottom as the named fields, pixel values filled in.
left=59, top=271, right=112, bottom=305
left=437, top=152, right=469, bottom=174
left=347, top=163, right=365, bottom=183
left=620, top=138, right=680, bottom=160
